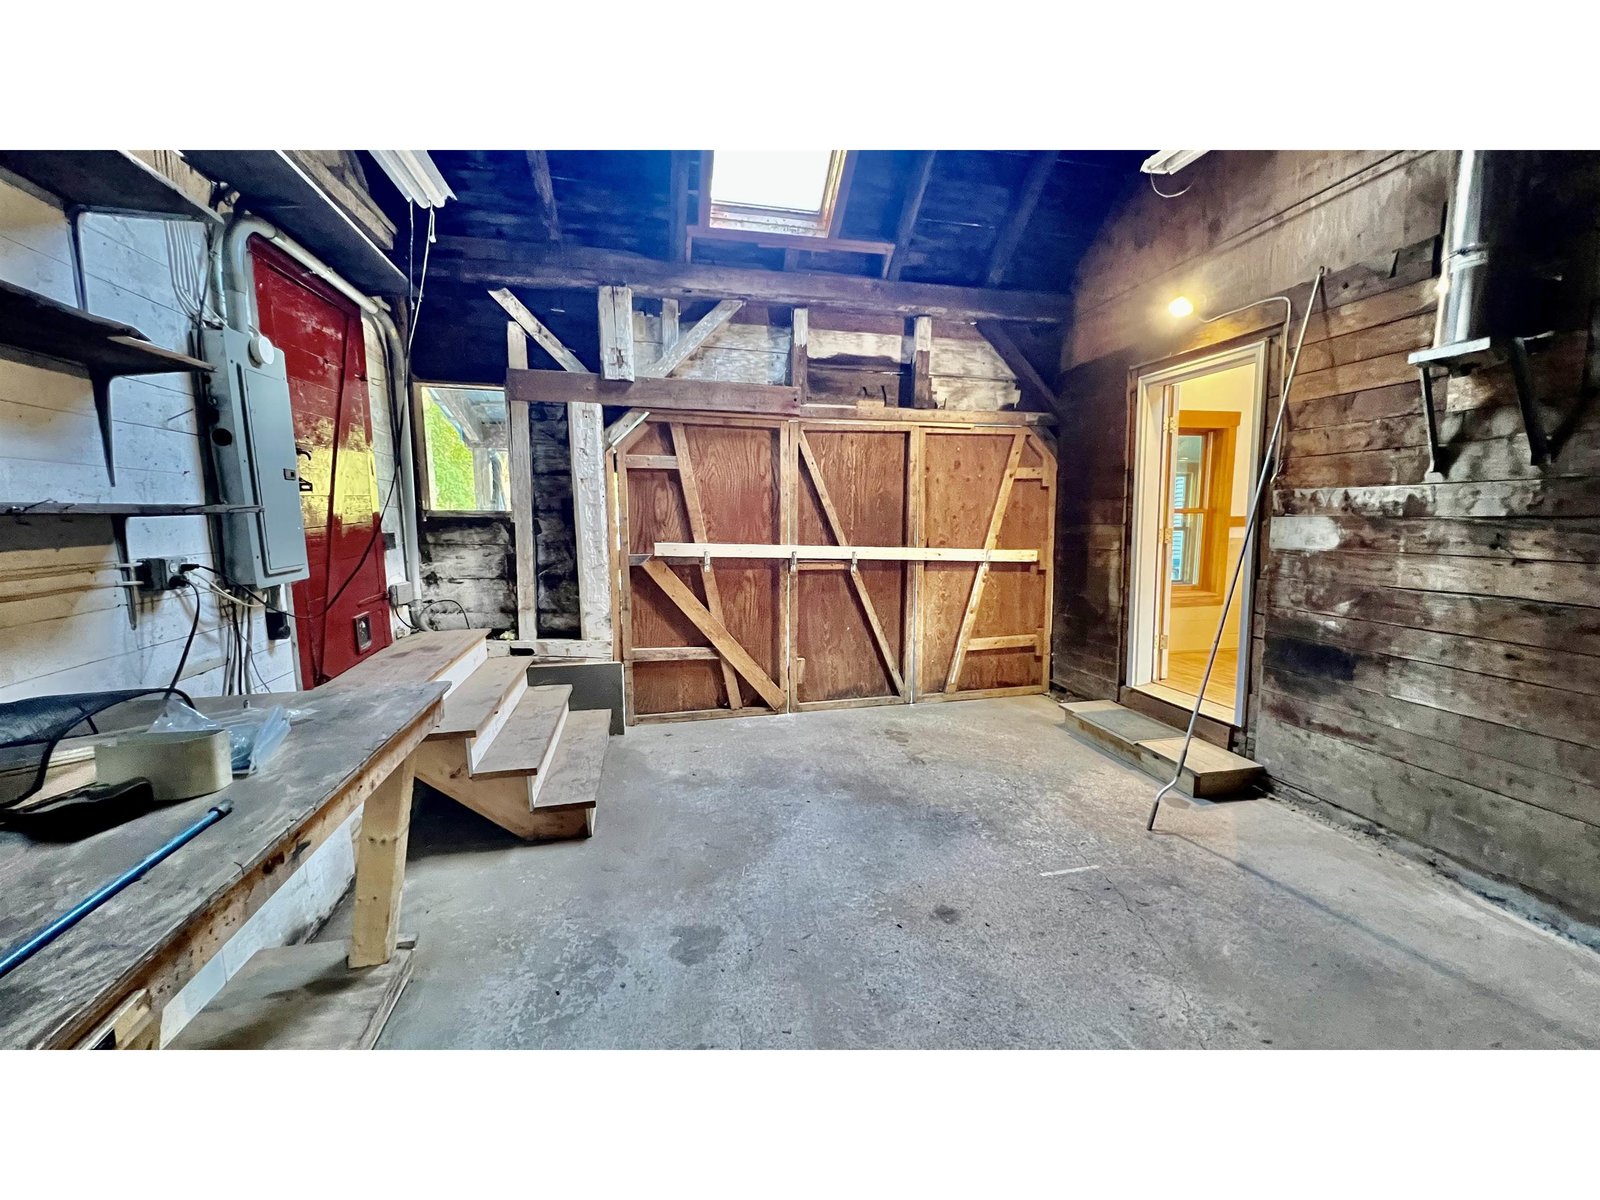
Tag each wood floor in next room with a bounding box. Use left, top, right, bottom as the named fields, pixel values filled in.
left=318, top=696, right=1600, bottom=1049
left=1162, top=648, right=1238, bottom=708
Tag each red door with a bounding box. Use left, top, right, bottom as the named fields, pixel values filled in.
left=250, top=239, right=392, bottom=685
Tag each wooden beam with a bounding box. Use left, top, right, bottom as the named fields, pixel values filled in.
left=440, top=240, right=1071, bottom=323
left=790, top=307, right=809, bottom=401
left=668, top=152, right=690, bottom=263
left=507, top=369, right=1053, bottom=424
left=983, top=151, right=1056, bottom=288
left=506, top=323, right=538, bottom=640
left=686, top=224, right=894, bottom=257
left=944, top=433, right=1026, bottom=692
left=347, top=756, right=417, bottom=969
left=650, top=542, right=1038, bottom=563
left=977, top=320, right=1058, bottom=412
left=909, top=315, right=934, bottom=409
left=598, top=285, right=635, bottom=381
left=639, top=557, right=787, bottom=710
left=525, top=151, right=561, bottom=241
left=643, top=298, right=744, bottom=378
left=967, top=633, right=1042, bottom=652
left=660, top=298, right=680, bottom=348
left=489, top=288, right=588, bottom=373
left=884, top=151, right=936, bottom=281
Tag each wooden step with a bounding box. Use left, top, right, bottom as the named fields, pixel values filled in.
left=1060, top=700, right=1263, bottom=798
left=471, top=685, right=571, bottom=786
left=427, top=656, right=530, bottom=768
left=524, top=709, right=610, bottom=839
left=324, top=630, right=487, bottom=694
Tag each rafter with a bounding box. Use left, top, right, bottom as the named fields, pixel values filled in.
left=525, top=151, right=561, bottom=241
left=884, top=150, right=936, bottom=281
left=977, top=320, right=1059, bottom=412
left=983, top=151, right=1056, bottom=287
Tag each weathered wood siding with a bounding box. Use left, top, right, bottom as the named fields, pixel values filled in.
left=1057, top=149, right=1600, bottom=921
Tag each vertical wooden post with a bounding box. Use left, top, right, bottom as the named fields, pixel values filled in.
left=348, top=756, right=417, bottom=969
left=905, top=424, right=925, bottom=700
left=790, top=306, right=810, bottom=401
left=506, top=322, right=538, bottom=640
left=660, top=298, right=680, bottom=349
left=780, top=419, right=798, bottom=711
left=910, top=315, right=934, bottom=409
left=598, top=285, right=635, bottom=381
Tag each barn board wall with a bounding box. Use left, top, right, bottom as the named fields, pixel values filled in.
left=1056, top=148, right=1600, bottom=922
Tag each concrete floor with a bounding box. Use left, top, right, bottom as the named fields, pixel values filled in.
left=321, top=695, right=1600, bottom=1049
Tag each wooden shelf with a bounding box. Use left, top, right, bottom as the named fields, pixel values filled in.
left=0, top=279, right=212, bottom=378
left=0, top=151, right=218, bottom=224
left=181, top=150, right=406, bottom=293
left=0, top=502, right=260, bottom=517
left=0, top=279, right=212, bottom=486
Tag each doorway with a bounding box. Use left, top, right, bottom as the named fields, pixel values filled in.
left=1128, top=344, right=1265, bottom=724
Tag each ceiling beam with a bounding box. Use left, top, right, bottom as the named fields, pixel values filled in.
left=438, top=239, right=1069, bottom=323
left=525, top=151, right=561, bottom=241
left=884, top=151, right=936, bottom=281
left=983, top=151, right=1056, bottom=287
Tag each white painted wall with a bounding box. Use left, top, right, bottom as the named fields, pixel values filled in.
left=0, top=165, right=403, bottom=1040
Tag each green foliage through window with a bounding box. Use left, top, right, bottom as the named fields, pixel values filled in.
left=424, top=396, right=477, bottom=510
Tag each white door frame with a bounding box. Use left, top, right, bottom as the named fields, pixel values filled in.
left=1127, top=341, right=1268, bottom=724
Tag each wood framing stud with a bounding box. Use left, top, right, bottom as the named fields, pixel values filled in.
left=910, top=315, right=934, bottom=409
left=506, top=323, right=538, bottom=640
left=790, top=307, right=810, bottom=400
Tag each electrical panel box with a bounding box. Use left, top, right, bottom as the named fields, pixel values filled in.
left=201, top=325, right=310, bottom=589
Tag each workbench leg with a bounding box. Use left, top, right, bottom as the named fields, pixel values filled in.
left=348, top=756, right=416, bottom=969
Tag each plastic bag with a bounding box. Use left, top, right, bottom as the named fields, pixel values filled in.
left=149, top=698, right=291, bottom=776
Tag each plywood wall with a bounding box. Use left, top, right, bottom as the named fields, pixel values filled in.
left=615, top=413, right=1054, bottom=723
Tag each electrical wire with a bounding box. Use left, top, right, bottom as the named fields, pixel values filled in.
left=1149, top=173, right=1194, bottom=199
left=167, top=578, right=203, bottom=693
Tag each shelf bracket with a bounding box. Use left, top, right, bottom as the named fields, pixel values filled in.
left=92, top=374, right=116, bottom=485
left=1415, top=365, right=1450, bottom=477
left=1507, top=336, right=1553, bottom=466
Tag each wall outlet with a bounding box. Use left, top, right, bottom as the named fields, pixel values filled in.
left=135, top=557, right=189, bottom=592
left=387, top=581, right=415, bottom=607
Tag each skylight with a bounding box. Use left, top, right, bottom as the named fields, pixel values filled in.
left=710, top=150, right=835, bottom=213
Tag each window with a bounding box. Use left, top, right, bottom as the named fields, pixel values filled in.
left=417, top=384, right=510, bottom=513
left=1169, top=433, right=1209, bottom=586
left=705, top=150, right=850, bottom=238
left=1166, top=415, right=1238, bottom=602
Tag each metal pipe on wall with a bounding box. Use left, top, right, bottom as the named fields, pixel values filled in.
left=217, top=216, right=424, bottom=610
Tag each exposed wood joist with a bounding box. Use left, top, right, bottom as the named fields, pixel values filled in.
left=884, top=151, right=936, bottom=281
left=506, top=368, right=1055, bottom=424
left=977, top=320, right=1059, bottom=412
left=439, top=240, right=1070, bottom=322
left=525, top=151, right=561, bottom=241
left=642, top=298, right=744, bottom=378
left=983, top=151, right=1057, bottom=287
left=489, top=288, right=588, bottom=373
left=668, top=153, right=690, bottom=263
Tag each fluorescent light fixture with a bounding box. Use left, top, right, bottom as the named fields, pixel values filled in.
left=1140, top=150, right=1208, bottom=176
left=372, top=150, right=455, bottom=209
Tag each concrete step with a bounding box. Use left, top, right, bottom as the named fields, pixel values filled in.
left=426, top=656, right=531, bottom=769
left=1060, top=699, right=1263, bottom=798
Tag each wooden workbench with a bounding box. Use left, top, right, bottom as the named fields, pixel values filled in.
left=0, top=683, right=446, bottom=1049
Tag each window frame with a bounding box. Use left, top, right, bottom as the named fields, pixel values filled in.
left=413, top=379, right=513, bottom=518
left=1167, top=410, right=1239, bottom=608
left=700, top=150, right=855, bottom=240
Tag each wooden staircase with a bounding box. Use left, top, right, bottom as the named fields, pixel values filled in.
left=328, top=631, right=609, bottom=840
left=1059, top=699, right=1263, bottom=798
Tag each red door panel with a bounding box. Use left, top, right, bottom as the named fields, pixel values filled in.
left=250, top=239, right=391, bottom=685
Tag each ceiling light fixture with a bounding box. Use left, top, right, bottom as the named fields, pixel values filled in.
left=1140, top=150, right=1208, bottom=176
left=1167, top=296, right=1195, bottom=318
left=371, top=151, right=455, bottom=209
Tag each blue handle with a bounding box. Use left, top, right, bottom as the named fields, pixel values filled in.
left=0, top=801, right=233, bottom=982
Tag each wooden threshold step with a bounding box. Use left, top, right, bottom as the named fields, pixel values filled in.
left=324, top=630, right=488, bottom=693
left=1060, top=700, right=1262, bottom=798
